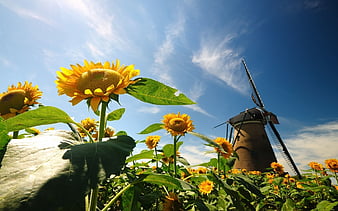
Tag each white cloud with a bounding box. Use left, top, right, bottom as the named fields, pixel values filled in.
left=0, top=56, right=11, bottom=67
left=152, top=14, right=185, bottom=86
left=192, top=34, right=249, bottom=94
left=54, top=0, right=131, bottom=58
left=183, top=81, right=214, bottom=117
left=138, top=106, right=161, bottom=114
left=180, top=145, right=214, bottom=165
left=0, top=1, right=55, bottom=25
left=277, top=121, right=338, bottom=174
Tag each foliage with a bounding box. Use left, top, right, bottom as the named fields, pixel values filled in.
left=1, top=64, right=337, bottom=211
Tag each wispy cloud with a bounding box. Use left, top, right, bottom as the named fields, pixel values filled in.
left=192, top=34, right=249, bottom=94
left=138, top=106, right=161, bottom=114
left=0, top=1, right=54, bottom=25
left=180, top=145, right=214, bottom=165
left=0, top=56, right=11, bottom=67
left=54, top=0, right=130, bottom=58
left=152, top=14, right=185, bottom=86
left=184, top=81, right=214, bottom=117
left=303, top=0, right=321, bottom=9
left=277, top=121, right=338, bottom=173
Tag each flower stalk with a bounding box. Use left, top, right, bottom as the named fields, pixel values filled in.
left=88, top=101, right=108, bottom=211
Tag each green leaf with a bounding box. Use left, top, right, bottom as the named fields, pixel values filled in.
left=106, top=108, right=125, bottom=121
left=234, top=175, right=264, bottom=198
left=115, top=131, right=128, bottom=136
left=163, top=142, right=183, bottom=157
left=188, top=131, right=226, bottom=154
left=63, top=135, right=135, bottom=187
left=127, top=78, right=196, bottom=105
left=0, top=120, right=10, bottom=165
left=126, top=150, right=155, bottom=163
left=138, top=123, right=163, bottom=134
left=315, top=201, right=338, bottom=211
left=281, top=198, right=296, bottom=211
left=142, top=173, right=193, bottom=190
left=3, top=106, right=75, bottom=132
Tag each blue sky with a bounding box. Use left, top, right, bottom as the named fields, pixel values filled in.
left=1, top=0, right=338, bottom=173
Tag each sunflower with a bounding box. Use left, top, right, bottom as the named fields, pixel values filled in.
left=308, top=161, right=324, bottom=171
left=213, top=137, right=233, bottom=159
left=0, top=81, right=42, bottom=119
left=198, top=180, right=214, bottom=195
left=325, top=159, right=338, bottom=173
left=145, top=135, right=161, bottom=149
left=271, top=162, right=284, bottom=175
left=162, top=112, right=195, bottom=136
left=55, top=60, right=140, bottom=111
left=77, top=117, right=98, bottom=137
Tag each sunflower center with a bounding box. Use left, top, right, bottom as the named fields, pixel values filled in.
left=77, top=69, right=123, bottom=94
left=168, top=118, right=187, bottom=132
left=0, top=90, right=26, bottom=114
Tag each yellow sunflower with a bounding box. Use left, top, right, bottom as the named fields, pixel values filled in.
left=0, top=81, right=42, bottom=119
left=308, top=161, right=324, bottom=171
left=55, top=60, right=140, bottom=111
left=198, top=180, right=214, bottom=195
left=271, top=162, right=284, bottom=175
left=145, top=135, right=161, bottom=149
left=325, top=159, right=338, bottom=173
left=213, top=137, right=233, bottom=159
left=162, top=112, right=195, bottom=136
left=77, top=117, right=98, bottom=137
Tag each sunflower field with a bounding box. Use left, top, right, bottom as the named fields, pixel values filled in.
left=0, top=60, right=337, bottom=211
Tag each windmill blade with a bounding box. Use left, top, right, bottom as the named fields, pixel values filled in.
left=213, top=121, right=228, bottom=128
left=267, top=121, right=302, bottom=178
left=242, top=59, right=265, bottom=108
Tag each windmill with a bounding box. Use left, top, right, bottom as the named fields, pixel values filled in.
left=227, top=59, right=302, bottom=178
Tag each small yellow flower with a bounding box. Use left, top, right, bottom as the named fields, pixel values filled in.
left=104, top=126, right=115, bottom=137
left=213, top=137, right=233, bottom=159
left=77, top=118, right=98, bottom=137
left=308, top=161, right=324, bottom=171
left=271, top=162, right=284, bottom=175
left=196, top=167, right=208, bottom=174
left=229, top=169, right=242, bottom=174
left=0, top=81, right=42, bottom=119
left=55, top=60, right=140, bottom=111
left=296, top=182, right=304, bottom=189
left=249, top=171, right=261, bottom=175
left=162, top=112, right=194, bottom=136
left=145, top=135, right=161, bottom=149
left=199, top=180, right=214, bottom=195
left=325, top=159, right=338, bottom=173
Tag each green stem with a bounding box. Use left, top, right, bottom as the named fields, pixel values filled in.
left=154, top=146, right=158, bottom=171
left=98, top=101, right=108, bottom=142
left=13, top=131, right=19, bottom=139
left=101, top=183, right=132, bottom=211
left=217, top=152, right=220, bottom=175
left=88, top=186, right=99, bottom=211
left=74, top=122, right=94, bottom=143
left=173, top=136, right=178, bottom=178
left=88, top=101, right=108, bottom=211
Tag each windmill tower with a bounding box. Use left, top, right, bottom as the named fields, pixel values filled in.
left=228, top=60, right=301, bottom=178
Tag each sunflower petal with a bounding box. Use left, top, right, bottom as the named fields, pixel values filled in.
left=70, top=96, right=83, bottom=106
left=90, top=97, right=101, bottom=112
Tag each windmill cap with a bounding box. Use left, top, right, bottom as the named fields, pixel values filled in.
left=228, top=108, right=265, bottom=126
